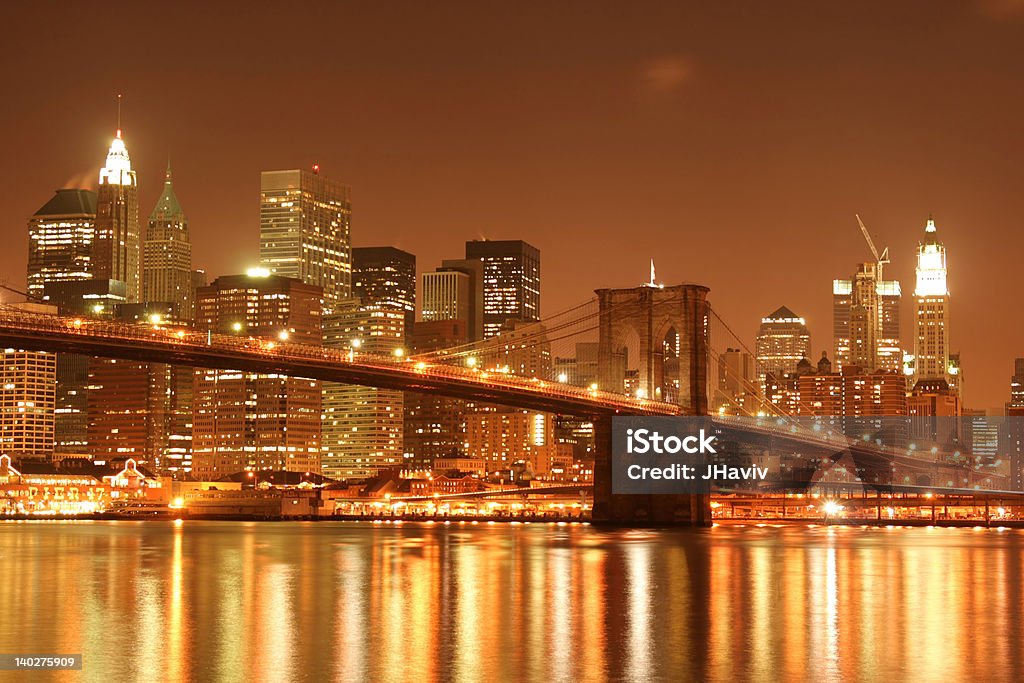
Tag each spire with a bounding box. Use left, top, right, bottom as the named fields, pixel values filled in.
left=99, top=99, right=134, bottom=187
left=645, top=259, right=663, bottom=288
left=149, top=157, right=184, bottom=221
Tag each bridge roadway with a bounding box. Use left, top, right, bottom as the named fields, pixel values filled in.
left=0, top=306, right=679, bottom=418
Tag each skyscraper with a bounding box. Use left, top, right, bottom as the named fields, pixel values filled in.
left=352, top=246, right=416, bottom=336
left=192, top=273, right=323, bottom=479
left=716, top=347, right=759, bottom=414
left=833, top=263, right=901, bottom=373
left=465, top=240, right=540, bottom=338
left=144, top=163, right=194, bottom=320
left=404, top=320, right=471, bottom=470
left=0, top=304, right=57, bottom=461
left=1010, top=359, right=1024, bottom=410
left=86, top=303, right=193, bottom=476
left=93, top=128, right=140, bottom=302
left=259, top=168, right=351, bottom=312
left=321, top=300, right=405, bottom=480
left=421, top=259, right=484, bottom=341
left=27, top=189, right=97, bottom=299
left=912, top=217, right=951, bottom=388
left=755, top=306, right=812, bottom=387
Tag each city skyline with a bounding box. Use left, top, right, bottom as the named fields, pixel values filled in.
left=3, top=2, right=1024, bottom=409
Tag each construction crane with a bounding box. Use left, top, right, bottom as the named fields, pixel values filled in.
left=855, top=214, right=890, bottom=279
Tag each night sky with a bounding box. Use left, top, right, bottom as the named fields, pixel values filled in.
left=2, top=1, right=1023, bottom=409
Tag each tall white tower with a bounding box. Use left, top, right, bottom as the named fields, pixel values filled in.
left=94, top=126, right=140, bottom=301
left=912, top=217, right=951, bottom=388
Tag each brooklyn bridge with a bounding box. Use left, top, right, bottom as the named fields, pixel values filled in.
left=0, top=283, right=1008, bottom=525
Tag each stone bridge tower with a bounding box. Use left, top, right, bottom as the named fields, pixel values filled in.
left=595, top=283, right=710, bottom=414
left=592, top=283, right=712, bottom=525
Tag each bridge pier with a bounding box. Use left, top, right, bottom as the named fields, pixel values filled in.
left=590, top=415, right=712, bottom=526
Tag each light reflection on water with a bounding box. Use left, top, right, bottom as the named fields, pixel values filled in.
left=1, top=521, right=1023, bottom=682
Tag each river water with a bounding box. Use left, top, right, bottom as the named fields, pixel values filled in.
left=0, top=520, right=1021, bottom=682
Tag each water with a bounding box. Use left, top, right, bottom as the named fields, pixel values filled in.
left=1, top=520, right=1022, bottom=682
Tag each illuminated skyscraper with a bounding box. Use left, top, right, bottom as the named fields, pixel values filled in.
left=259, top=168, right=351, bottom=312
left=352, top=246, right=416, bottom=336
left=755, top=306, right=812, bottom=388
left=465, top=240, right=540, bottom=338
left=833, top=264, right=901, bottom=373
left=912, top=217, right=952, bottom=388
left=321, top=300, right=404, bottom=480
left=1010, top=358, right=1024, bottom=410
left=0, top=304, right=57, bottom=461
left=192, top=273, right=323, bottom=478
left=144, top=163, right=194, bottom=320
left=27, top=189, right=97, bottom=299
left=93, top=128, right=140, bottom=302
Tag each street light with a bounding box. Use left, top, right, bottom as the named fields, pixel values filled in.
left=232, top=322, right=243, bottom=333
left=393, top=348, right=405, bottom=359
left=278, top=330, right=290, bottom=341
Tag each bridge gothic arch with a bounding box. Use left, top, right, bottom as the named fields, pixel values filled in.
left=596, top=284, right=710, bottom=414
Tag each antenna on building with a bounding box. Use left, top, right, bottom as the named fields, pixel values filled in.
left=116, top=93, right=123, bottom=138
left=312, top=163, right=320, bottom=175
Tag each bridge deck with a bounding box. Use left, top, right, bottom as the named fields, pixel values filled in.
left=0, top=306, right=680, bottom=418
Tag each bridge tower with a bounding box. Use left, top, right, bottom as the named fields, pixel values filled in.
left=592, top=283, right=712, bottom=525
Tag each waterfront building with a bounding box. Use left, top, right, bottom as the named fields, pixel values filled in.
left=192, top=273, right=323, bottom=478
left=321, top=300, right=405, bottom=480
left=0, top=304, right=57, bottom=460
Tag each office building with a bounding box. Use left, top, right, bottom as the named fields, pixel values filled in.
left=144, top=163, right=194, bottom=320
left=913, top=217, right=952, bottom=389
left=41, top=280, right=129, bottom=454
left=0, top=304, right=57, bottom=461
left=259, top=168, right=351, bottom=312
left=465, top=240, right=540, bottom=338
left=755, top=306, right=811, bottom=388
left=833, top=264, right=901, bottom=373
left=192, top=273, right=323, bottom=478
left=352, top=247, right=416, bottom=337
left=93, top=127, right=141, bottom=302
left=322, top=300, right=404, bottom=479
left=1010, top=358, right=1024, bottom=411
left=27, top=189, right=97, bottom=299
left=404, top=320, right=471, bottom=470
left=716, top=347, right=759, bottom=415
left=467, top=409, right=571, bottom=477
left=86, top=304, right=193, bottom=476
